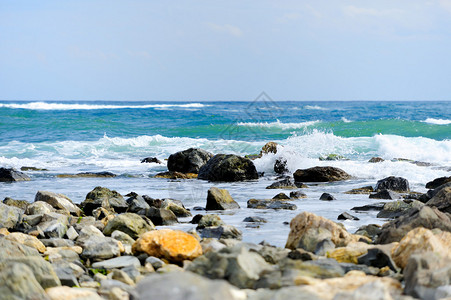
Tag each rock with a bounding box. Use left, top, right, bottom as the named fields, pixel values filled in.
left=285, top=212, right=361, bottom=252
left=0, top=167, right=31, bottom=182
left=143, top=207, right=178, bottom=225
left=261, top=142, right=279, bottom=155
left=266, top=178, right=307, bottom=189
left=368, top=157, right=385, bottom=163
left=66, top=226, right=79, bottom=240
left=187, top=245, right=272, bottom=289
left=376, top=206, right=451, bottom=244
left=357, top=247, right=398, bottom=272
left=134, top=271, right=244, bottom=300
left=327, top=242, right=370, bottom=264
left=81, top=186, right=128, bottom=216
left=247, top=199, right=297, bottom=210
left=319, top=193, right=335, bottom=201
left=314, top=238, right=335, bottom=256
left=35, top=190, right=82, bottom=216
left=2, top=197, right=29, bottom=210
left=46, top=286, right=103, bottom=300
left=111, top=230, right=135, bottom=246
left=145, top=256, right=165, bottom=270
left=125, top=193, right=150, bottom=213
left=25, top=201, right=54, bottom=215
left=76, top=225, right=105, bottom=245
left=140, top=157, right=162, bottom=164
left=167, top=148, right=213, bottom=174
left=5, top=232, right=46, bottom=253
left=274, top=157, right=289, bottom=174
left=38, top=212, right=70, bottom=239
left=161, top=199, right=192, bottom=217
left=369, top=189, right=401, bottom=200
left=332, top=279, right=398, bottom=300
left=272, top=193, right=290, bottom=200
left=0, top=202, right=23, bottom=229
left=206, top=187, right=240, bottom=210
left=196, top=214, right=224, bottom=229
left=103, top=213, right=154, bottom=239
left=154, top=171, right=198, bottom=179
left=41, top=238, right=75, bottom=248
left=132, top=229, right=203, bottom=263
left=337, top=212, right=359, bottom=221
left=426, top=186, right=451, bottom=213
left=290, top=191, right=307, bottom=199
left=376, top=199, right=424, bottom=218
left=375, top=176, right=409, bottom=192
left=92, top=256, right=141, bottom=270
left=198, top=225, right=243, bottom=240
left=319, top=154, right=347, bottom=161
left=107, top=269, right=135, bottom=286
left=56, top=171, right=117, bottom=178
left=391, top=227, right=451, bottom=269
left=81, top=237, right=122, bottom=262
left=293, top=166, right=351, bottom=182
left=354, top=224, right=382, bottom=240
left=0, top=263, right=48, bottom=300
left=276, top=258, right=345, bottom=281
left=420, top=182, right=451, bottom=203
left=345, top=186, right=374, bottom=194
left=198, top=154, right=258, bottom=182
left=351, top=202, right=385, bottom=212
left=20, top=166, right=48, bottom=171
left=426, top=176, right=451, bottom=189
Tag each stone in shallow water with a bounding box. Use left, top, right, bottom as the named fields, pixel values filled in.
left=206, top=187, right=240, bottom=210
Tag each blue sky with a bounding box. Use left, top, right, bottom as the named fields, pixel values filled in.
left=1, top=1, right=451, bottom=101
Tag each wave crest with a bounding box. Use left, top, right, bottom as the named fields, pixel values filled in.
left=0, top=102, right=209, bottom=110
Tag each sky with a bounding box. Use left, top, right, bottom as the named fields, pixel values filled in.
left=1, top=1, right=451, bottom=101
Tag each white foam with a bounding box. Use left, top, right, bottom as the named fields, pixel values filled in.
left=0, top=102, right=209, bottom=110
left=237, top=120, right=320, bottom=129
left=341, top=117, right=352, bottom=123
left=304, top=105, right=328, bottom=110
left=422, top=118, right=451, bottom=125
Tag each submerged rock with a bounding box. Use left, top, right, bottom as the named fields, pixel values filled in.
left=198, top=154, right=258, bottom=182
left=337, top=212, right=359, bottom=221
left=319, top=193, right=335, bottom=201
left=345, top=186, right=374, bottom=194
left=293, top=166, right=351, bottom=182
left=290, top=191, right=307, bottom=199
left=168, top=148, right=213, bottom=174
left=56, top=171, right=117, bottom=178
left=0, top=167, right=31, bottom=182
left=206, top=187, right=240, bottom=210
left=369, top=189, right=401, bottom=200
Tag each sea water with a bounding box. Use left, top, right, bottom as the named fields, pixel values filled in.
left=1, top=100, right=450, bottom=246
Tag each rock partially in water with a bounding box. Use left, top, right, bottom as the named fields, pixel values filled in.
left=369, top=189, right=401, bottom=200
left=293, top=166, right=351, bottom=182
left=368, top=157, right=384, bottom=163
left=344, top=186, right=374, bottom=194
left=161, top=198, right=192, bottom=217
left=274, top=157, right=289, bottom=174
left=0, top=167, right=31, bottom=182
left=272, top=192, right=290, bottom=200
left=375, top=176, right=409, bottom=192
left=198, top=225, right=243, bottom=240
left=140, top=157, right=162, bottom=164
left=426, top=186, right=451, bottom=213
left=337, top=212, right=359, bottom=221
left=426, top=176, right=451, bottom=189
left=376, top=199, right=424, bottom=218
left=57, top=171, right=117, bottom=178
left=206, top=187, right=240, bottom=210
left=290, top=191, right=307, bottom=199
left=354, top=224, right=382, bottom=240
left=196, top=214, right=224, bottom=229
left=143, top=207, right=178, bottom=226
left=168, top=148, right=213, bottom=174
left=154, top=171, right=198, bottom=179
left=319, top=193, right=335, bottom=201
left=266, top=178, right=307, bottom=189
left=198, top=154, right=258, bottom=182
left=247, top=199, right=297, bottom=210
left=81, top=186, right=128, bottom=216
left=351, top=202, right=385, bottom=212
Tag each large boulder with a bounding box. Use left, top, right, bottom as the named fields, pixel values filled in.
left=426, top=176, right=451, bottom=189
left=4, top=232, right=46, bottom=253
left=0, top=167, right=30, bottom=182
left=103, top=213, right=155, bottom=239
left=376, top=206, right=451, bottom=244
left=161, top=199, right=192, bottom=217
left=0, top=202, right=23, bottom=229
left=426, top=186, right=451, bottom=213
left=0, top=263, right=48, bottom=300
left=375, top=176, right=409, bottom=192
left=167, top=148, right=213, bottom=174
left=132, top=229, right=202, bottom=263
left=293, top=166, right=351, bottom=182
left=35, top=190, right=82, bottom=216
left=206, top=187, right=240, bottom=210
left=285, top=212, right=361, bottom=252
left=376, top=200, right=423, bottom=218
left=198, top=154, right=258, bottom=182
left=80, top=186, right=128, bottom=215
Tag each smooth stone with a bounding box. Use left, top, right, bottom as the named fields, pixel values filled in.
left=337, top=212, right=359, bottom=221
left=0, top=167, right=30, bottom=182
left=34, top=190, right=81, bottom=216
left=319, top=193, right=335, bottom=201
left=103, top=212, right=154, bottom=239
left=206, top=187, right=240, bottom=210
left=92, top=256, right=141, bottom=269
left=293, top=166, right=351, bottom=182
left=198, top=154, right=258, bottom=182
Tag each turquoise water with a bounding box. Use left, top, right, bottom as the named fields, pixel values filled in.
left=1, top=100, right=450, bottom=246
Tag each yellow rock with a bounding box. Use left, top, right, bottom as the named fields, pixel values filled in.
left=261, top=142, right=279, bottom=154
left=5, top=232, right=46, bottom=253
left=46, top=286, right=103, bottom=300
left=0, top=228, right=10, bottom=235
left=327, top=242, right=371, bottom=264
left=391, top=227, right=451, bottom=269
left=44, top=246, right=83, bottom=255
left=132, top=229, right=203, bottom=263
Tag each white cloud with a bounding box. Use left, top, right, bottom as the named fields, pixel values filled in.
left=343, top=5, right=404, bottom=18
left=207, top=23, right=243, bottom=37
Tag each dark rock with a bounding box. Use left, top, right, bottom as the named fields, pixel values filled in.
left=403, top=191, right=424, bottom=201
left=0, top=167, right=31, bottom=182
left=20, top=166, right=48, bottom=171
left=344, top=186, right=374, bottom=194
left=376, top=206, right=451, bottom=244
left=337, top=212, right=359, bottom=220
left=40, top=238, right=75, bottom=248
left=426, top=186, right=451, bottom=213
left=154, top=171, right=197, bottom=179
left=143, top=207, right=178, bottom=225
left=293, top=166, right=351, bottom=182
left=266, top=178, right=307, bottom=189
left=290, top=191, right=307, bottom=199
left=140, top=157, right=162, bottom=164
left=247, top=199, right=297, bottom=210
left=191, top=214, right=203, bottom=224
left=198, top=225, right=242, bottom=240
left=288, top=248, right=317, bottom=261
left=369, top=189, right=401, bottom=200
left=426, top=176, right=451, bottom=189
left=351, top=203, right=385, bottom=212
left=261, top=142, right=279, bottom=155
left=81, top=186, right=127, bottom=216
left=354, top=224, right=382, bottom=240
left=314, top=238, right=335, bottom=256
left=375, top=176, right=409, bottom=192
left=56, top=171, right=117, bottom=178
left=319, top=193, right=335, bottom=201
left=206, top=187, right=240, bottom=210
left=167, top=148, right=213, bottom=174
left=198, top=154, right=258, bottom=182
left=421, top=182, right=451, bottom=203
left=272, top=192, right=290, bottom=200
left=376, top=200, right=424, bottom=218
left=274, top=158, right=289, bottom=174
left=3, top=197, right=29, bottom=210
left=357, top=248, right=398, bottom=272
left=243, top=216, right=267, bottom=223
left=192, top=206, right=205, bottom=211
left=126, top=193, right=150, bottom=213
left=368, top=157, right=384, bottom=163
left=339, top=263, right=380, bottom=276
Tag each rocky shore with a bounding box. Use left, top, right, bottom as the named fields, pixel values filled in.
left=1, top=145, right=451, bottom=300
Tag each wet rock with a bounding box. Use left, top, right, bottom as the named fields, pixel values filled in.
left=261, top=141, right=279, bottom=155
left=46, top=286, right=103, bottom=300
left=247, top=199, right=297, bottom=210
left=4, top=232, right=46, bottom=253
left=274, top=157, right=289, bottom=174
left=375, top=176, right=409, bottom=192
left=161, top=198, right=192, bottom=217
left=344, top=186, right=374, bottom=194
left=376, top=206, right=451, bottom=244
left=426, top=176, right=451, bottom=189
left=20, top=166, right=48, bottom=171
left=35, top=190, right=82, bottom=216
left=426, top=186, right=451, bottom=213
left=168, top=148, right=213, bottom=174
left=368, top=157, right=384, bottom=163
left=319, top=154, right=347, bottom=161
left=337, top=212, right=359, bottom=221
left=290, top=191, right=307, bottom=199
left=103, top=212, right=154, bottom=239
left=134, top=271, right=244, bottom=300
left=266, top=178, right=307, bottom=189
left=2, top=197, right=29, bottom=210
left=351, top=202, right=385, bottom=212
left=132, top=229, right=202, bottom=263
left=376, top=199, right=424, bottom=218
left=206, top=187, right=240, bottom=210
left=293, top=166, right=351, bottom=182
left=369, top=189, right=401, bottom=200
left=0, top=167, right=31, bottom=182
left=0, top=263, right=48, bottom=300
left=154, top=171, right=198, bottom=179
left=198, top=154, right=258, bottom=182
left=140, top=157, right=162, bottom=164
left=81, top=186, right=128, bottom=216
left=0, top=202, right=23, bottom=229
left=319, top=193, right=335, bottom=201
left=56, top=171, right=117, bottom=178
left=143, top=207, right=178, bottom=225
left=272, top=192, right=290, bottom=200
left=92, top=256, right=141, bottom=270
left=198, top=225, right=242, bottom=240
left=285, top=212, right=361, bottom=252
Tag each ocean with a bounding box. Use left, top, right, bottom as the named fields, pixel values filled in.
left=1, top=99, right=450, bottom=246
